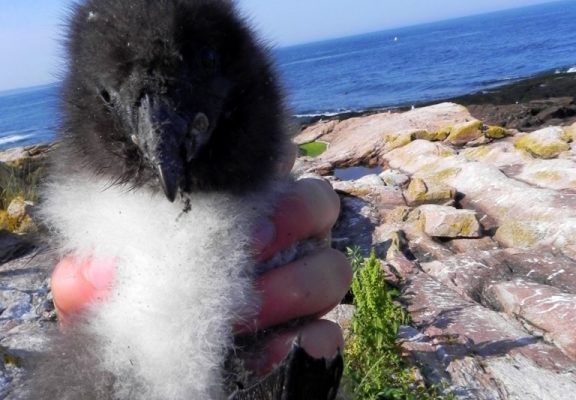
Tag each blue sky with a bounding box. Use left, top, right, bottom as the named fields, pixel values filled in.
left=0, top=0, right=561, bottom=91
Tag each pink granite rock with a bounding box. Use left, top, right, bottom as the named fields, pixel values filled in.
left=404, top=178, right=456, bottom=206
left=401, top=270, right=576, bottom=399
left=416, top=204, right=481, bottom=238
left=294, top=103, right=576, bottom=397
left=487, top=279, right=576, bottom=360
left=514, top=127, right=570, bottom=159
left=296, top=102, right=473, bottom=168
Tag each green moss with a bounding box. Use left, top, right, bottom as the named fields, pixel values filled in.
left=299, top=141, right=328, bottom=157
left=343, top=250, right=452, bottom=400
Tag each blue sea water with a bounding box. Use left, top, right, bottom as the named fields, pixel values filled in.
left=0, top=84, right=59, bottom=149
left=277, top=0, right=576, bottom=116
left=0, top=0, right=575, bottom=149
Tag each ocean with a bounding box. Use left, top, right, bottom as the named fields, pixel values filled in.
left=1, top=0, right=575, bottom=150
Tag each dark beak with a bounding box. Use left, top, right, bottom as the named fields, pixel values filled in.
left=135, top=94, right=212, bottom=202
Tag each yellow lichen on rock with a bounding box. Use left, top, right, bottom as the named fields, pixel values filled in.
left=533, top=170, right=562, bottom=182
left=417, top=204, right=481, bottom=238
left=435, top=126, right=452, bottom=141
left=7, top=196, right=28, bottom=219
left=15, top=214, right=38, bottom=234
left=0, top=209, right=20, bottom=232
left=562, top=123, right=576, bottom=142
left=383, top=230, right=409, bottom=260
left=438, top=148, right=456, bottom=157
left=0, top=196, right=37, bottom=234
left=0, top=210, right=10, bottom=231
left=485, top=125, right=508, bottom=139
left=412, top=128, right=450, bottom=142
left=515, top=137, right=570, bottom=158
left=494, top=220, right=544, bottom=248
left=445, top=120, right=483, bottom=145
left=514, top=127, right=570, bottom=159
left=385, top=206, right=411, bottom=224
left=404, top=177, right=455, bottom=206
left=383, top=131, right=413, bottom=151
left=450, top=218, right=478, bottom=237
left=461, top=145, right=492, bottom=160
left=346, top=187, right=372, bottom=197
left=426, top=167, right=462, bottom=184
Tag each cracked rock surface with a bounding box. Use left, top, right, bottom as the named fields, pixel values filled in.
left=296, top=102, right=576, bottom=399
left=0, top=244, right=56, bottom=398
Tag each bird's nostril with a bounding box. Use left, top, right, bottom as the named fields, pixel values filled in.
left=100, top=90, right=111, bottom=104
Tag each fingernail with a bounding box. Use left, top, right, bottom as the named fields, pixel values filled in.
left=82, top=257, right=115, bottom=290
left=253, top=218, right=276, bottom=255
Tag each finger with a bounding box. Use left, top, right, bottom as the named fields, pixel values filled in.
left=238, top=248, right=351, bottom=333
left=277, top=143, right=297, bottom=176
left=51, top=255, right=115, bottom=324
left=248, top=319, right=344, bottom=376
left=256, top=178, right=340, bottom=262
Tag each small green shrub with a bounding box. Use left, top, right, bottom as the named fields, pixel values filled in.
left=343, top=249, right=451, bottom=400
left=299, top=141, right=327, bottom=157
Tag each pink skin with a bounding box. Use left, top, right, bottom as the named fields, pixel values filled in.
left=51, top=177, right=352, bottom=375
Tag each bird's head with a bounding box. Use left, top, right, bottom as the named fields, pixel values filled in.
left=61, top=0, right=289, bottom=201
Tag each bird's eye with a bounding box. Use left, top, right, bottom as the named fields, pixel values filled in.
left=200, top=47, right=219, bottom=72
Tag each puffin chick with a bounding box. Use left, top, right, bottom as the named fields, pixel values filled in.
left=23, top=0, right=342, bottom=399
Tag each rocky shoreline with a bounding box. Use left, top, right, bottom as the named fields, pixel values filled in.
left=295, top=101, right=576, bottom=399
left=446, top=71, right=576, bottom=131
left=299, top=71, right=576, bottom=133
left=2, top=72, right=576, bottom=397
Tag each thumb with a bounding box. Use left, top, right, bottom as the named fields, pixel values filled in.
left=51, top=255, right=115, bottom=326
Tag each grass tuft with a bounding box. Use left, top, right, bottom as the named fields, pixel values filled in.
left=343, top=248, right=452, bottom=400
left=0, top=161, right=43, bottom=210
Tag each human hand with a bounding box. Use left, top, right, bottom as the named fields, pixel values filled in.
left=51, top=178, right=351, bottom=375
